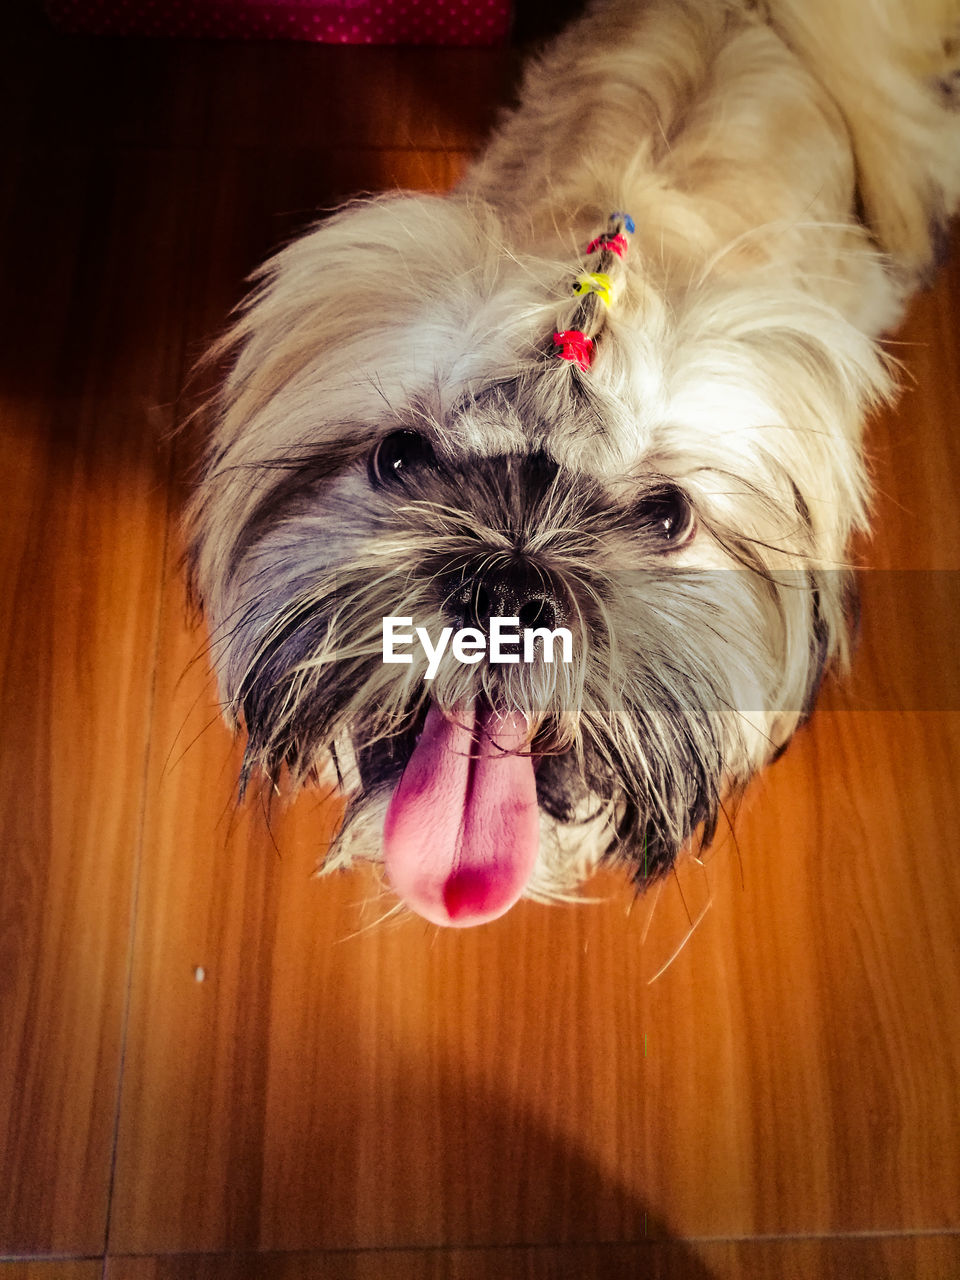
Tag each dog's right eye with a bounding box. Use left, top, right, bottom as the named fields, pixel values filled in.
left=634, top=484, right=696, bottom=549
left=368, top=430, right=437, bottom=488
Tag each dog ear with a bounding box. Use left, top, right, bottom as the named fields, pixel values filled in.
left=768, top=565, right=860, bottom=764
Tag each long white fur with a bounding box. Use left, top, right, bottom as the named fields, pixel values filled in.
left=188, top=0, right=960, bottom=901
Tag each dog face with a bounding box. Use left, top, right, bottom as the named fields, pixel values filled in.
left=187, top=188, right=885, bottom=926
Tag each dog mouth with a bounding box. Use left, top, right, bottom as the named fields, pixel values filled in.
left=379, top=698, right=542, bottom=928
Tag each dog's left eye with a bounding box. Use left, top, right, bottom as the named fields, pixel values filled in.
left=368, top=430, right=437, bottom=488
left=636, top=485, right=696, bottom=547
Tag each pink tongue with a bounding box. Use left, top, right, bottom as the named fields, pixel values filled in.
left=383, top=702, right=539, bottom=927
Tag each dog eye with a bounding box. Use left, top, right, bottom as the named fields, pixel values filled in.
left=368, top=430, right=437, bottom=488
left=636, top=485, right=696, bottom=547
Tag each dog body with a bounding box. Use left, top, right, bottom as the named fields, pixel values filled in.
left=189, top=0, right=960, bottom=926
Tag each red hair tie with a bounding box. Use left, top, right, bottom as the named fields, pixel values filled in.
left=586, top=232, right=628, bottom=258
left=553, top=329, right=594, bottom=371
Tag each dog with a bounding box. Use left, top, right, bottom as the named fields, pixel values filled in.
left=186, top=0, right=960, bottom=928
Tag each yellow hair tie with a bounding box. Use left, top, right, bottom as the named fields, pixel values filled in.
left=572, top=271, right=614, bottom=307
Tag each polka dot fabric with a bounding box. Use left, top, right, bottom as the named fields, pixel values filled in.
left=43, top=0, right=511, bottom=46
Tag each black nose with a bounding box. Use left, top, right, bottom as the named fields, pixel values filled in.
left=444, top=562, right=561, bottom=632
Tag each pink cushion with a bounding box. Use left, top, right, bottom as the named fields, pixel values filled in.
left=44, top=0, right=511, bottom=45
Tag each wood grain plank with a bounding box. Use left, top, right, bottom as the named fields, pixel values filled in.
left=858, top=245, right=960, bottom=572
left=0, top=138, right=199, bottom=1251
left=0, top=1264, right=102, bottom=1280
left=105, top=1234, right=960, bottom=1279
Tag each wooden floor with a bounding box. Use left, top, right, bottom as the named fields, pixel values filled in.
left=2, top=5, right=960, bottom=1277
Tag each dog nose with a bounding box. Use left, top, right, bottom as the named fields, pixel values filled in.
left=445, top=562, right=561, bottom=631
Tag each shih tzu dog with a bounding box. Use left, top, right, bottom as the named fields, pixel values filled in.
left=187, top=0, right=960, bottom=927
